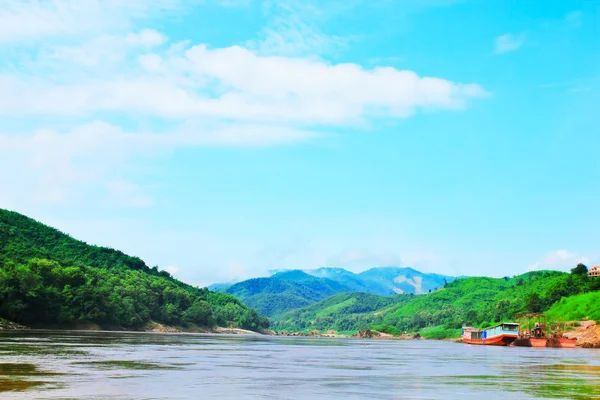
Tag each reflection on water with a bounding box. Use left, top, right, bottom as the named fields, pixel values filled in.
left=0, top=330, right=599, bottom=399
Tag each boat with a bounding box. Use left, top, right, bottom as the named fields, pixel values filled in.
left=558, top=337, right=577, bottom=348
left=512, top=314, right=578, bottom=348
left=512, top=314, right=550, bottom=347
left=462, top=323, right=519, bottom=346
left=545, top=335, right=578, bottom=348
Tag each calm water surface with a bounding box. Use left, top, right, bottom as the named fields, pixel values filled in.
left=1, top=330, right=599, bottom=399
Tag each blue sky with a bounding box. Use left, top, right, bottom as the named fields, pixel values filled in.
left=0, top=0, right=598, bottom=286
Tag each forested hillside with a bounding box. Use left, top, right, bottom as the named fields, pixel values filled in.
left=218, top=266, right=459, bottom=317
left=0, top=209, right=268, bottom=331
left=273, top=266, right=599, bottom=337
left=225, top=270, right=353, bottom=317
left=271, top=292, right=412, bottom=333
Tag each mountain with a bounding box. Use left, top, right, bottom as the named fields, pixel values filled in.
left=225, top=270, right=353, bottom=317
left=216, top=266, right=458, bottom=317
left=304, top=267, right=386, bottom=294
left=272, top=268, right=597, bottom=338
left=0, top=208, right=268, bottom=331
left=207, top=282, right=234, bottom=292
left=304, top=266, right=457, bottom=295
left=272, top=292, right=412, bottom=333
left=356, top=266, right=455, bottom=295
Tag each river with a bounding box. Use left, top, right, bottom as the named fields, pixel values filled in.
left=1, top=330, right=599, bottom=399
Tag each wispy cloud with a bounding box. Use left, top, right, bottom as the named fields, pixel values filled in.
left=494, top=32, right=526, bottom=54
left=565, top=10, right=583, bottom=28
left=2, top=42, right=488, bottom=123
left=0, top=0, right=186, bottom=43
left=527, top=250, right=589, bottom=272
left=540, top=77, right=596, bottom=93
left=0, top=0, right=488, bottom=208
left=0, top=121, right=318, bottom=207
left=247, top=1, right=348, bottom=57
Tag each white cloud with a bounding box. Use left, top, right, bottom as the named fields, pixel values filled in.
left=527, top=250, right=590, bottom=272
left=48, top=29, right=167, bottom=68
left=0, top=0, right=183, bottom=43
left=248, top=1, right=346, bottom=57
left=326, top=249, right=403, bottom=268
left=0, top=121, right=318, bottom=206
left=494, top=33, right=526, bottom=54
left=0, top=0, right=488, bottom=211
left=1, top=42, right=488, bottom=125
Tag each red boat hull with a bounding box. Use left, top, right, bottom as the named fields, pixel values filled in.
left=463, top=334, right=517, bottom=346
left=513, top=337, right=578, bottom=348
left=559, top=338, right=577, bottom=348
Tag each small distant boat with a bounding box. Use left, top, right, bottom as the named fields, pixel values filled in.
left=462, top=323, right=519, bottom=346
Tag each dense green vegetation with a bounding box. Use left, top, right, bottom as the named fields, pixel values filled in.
left=297, top=266, right=455, bottom=296
left=273, top=265, right=599, bottom=337
left=418, top=326, right=462, bottom=339
left=223, top=267, right=458, bottom=317
left=354, top=267, right=456, bottom=295
left=272, top=292, right=412, bottom=332
left=0, top=209, right=268, bottom=331
left=545, top=292, right=600, bottom=322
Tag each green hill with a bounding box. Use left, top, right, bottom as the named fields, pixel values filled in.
left=545, top=291, right=600, bottom=322
left=302, top=267, right=390, bottom=295
left=272, top=292, right=411, bottom=333
left=0, top=208, right=268, bottom=331
left=225, top=270, right=353, bottom=317
left=356, top=266, right=456, bottom=295
left=218, top=266, right=459, bottom=317
left=272, top=268, right=598, bottom=337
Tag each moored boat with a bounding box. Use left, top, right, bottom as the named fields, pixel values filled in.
left=512, top=337, right=548, bottom=347
left=558, top=337, right=577, bottom=348
left=462, top=323, right=519, bottom=346
left=513, top=314, right=578, bottom=348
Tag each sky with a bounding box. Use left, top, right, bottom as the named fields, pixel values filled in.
left=0, top=0, right=598, bottom=287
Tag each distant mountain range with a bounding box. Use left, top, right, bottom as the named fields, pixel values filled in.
left=211, top=267, right=457, bottom=317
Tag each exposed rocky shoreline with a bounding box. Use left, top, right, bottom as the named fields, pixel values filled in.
left=0, top=319, right=28, bottom=330
left=0, top=319, right=264, bottom=335
left=565, top=321, right=600, bottom=348
left=273, top=329, right=422, bottom=339
left=3, top=318, right=600, bottom=347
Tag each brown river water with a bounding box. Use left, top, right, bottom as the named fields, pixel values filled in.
left=1, top=330, right=599, bottom=399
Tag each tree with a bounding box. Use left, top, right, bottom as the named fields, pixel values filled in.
left=571, top=263, right=588, bottom=276
left=494, top=299, right=510, bottom=321
left=182, top=300, right=213, bottom=326
left=525, top=293, right=543, bottom=313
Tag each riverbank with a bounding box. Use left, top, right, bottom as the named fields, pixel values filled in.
left=5, top=318, right=599, bottom=346
left=565, top=321, right=600, bottom=348
left=0, top=319, right=266, bottom=335
left=0, top=318, right=27, bottom=330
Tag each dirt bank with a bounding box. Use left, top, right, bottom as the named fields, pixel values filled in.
left=0, top=319, right=266, bottom=335
left=565, top=321, right=600, bottom=348
left=276, top=331, right=346, bottom=338
left=350, top=329, right=420, bottom=340
left=0, top=319, right=28, bottom=330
